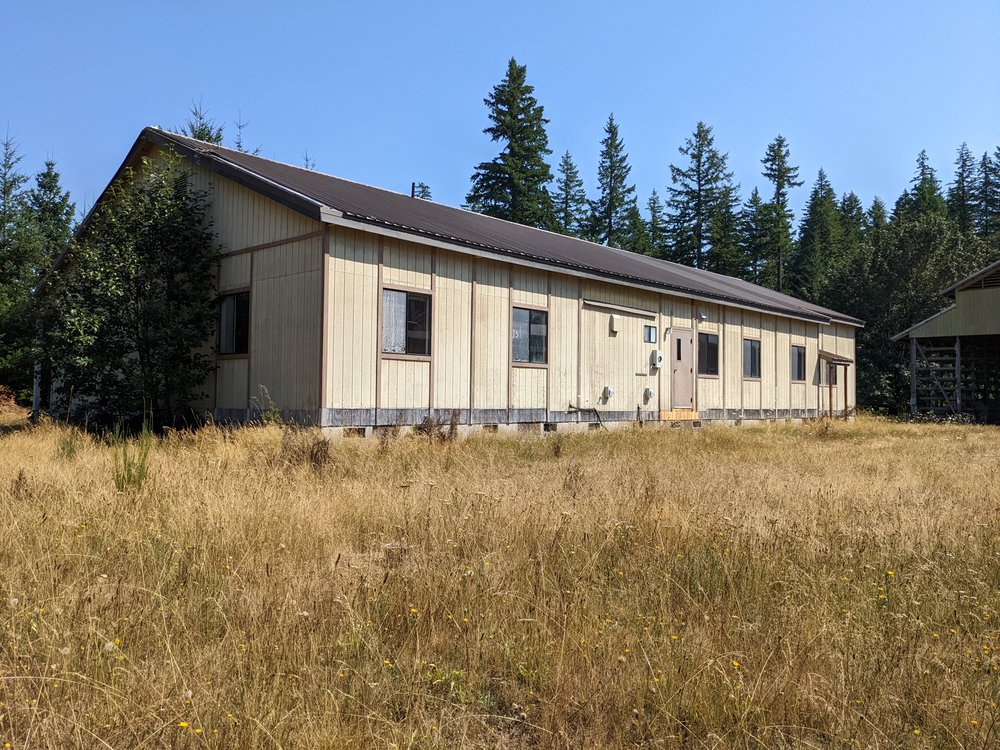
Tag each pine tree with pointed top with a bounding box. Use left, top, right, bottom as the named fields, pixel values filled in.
left=947, top=143, right=976, bottom=234
left=666, top=121, right=736, bottom=270
left=587, top=114, right=635, bottom=248
left=759, top=134, right=803, bottom=292
left=787, top=168, right=842, bottom=302
left=896, top=150, right=947, bottom=220
left=553, top=151, right=587, bottom=236
left=466, top=58, right=555, bottom=230
left=413, top=182, right=432, bottom=200
left=973, top=148, right=1000, bottom=238
left=621, top=200, right=653, bottom=256
left=181, top=99, right=224, bottom=144
left=738, top=188, right=768, bottom=285
left=646, top=190, right=668, bottom=258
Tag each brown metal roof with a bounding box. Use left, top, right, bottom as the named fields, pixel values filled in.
left=818, top=349, right=853, bottom=364
left=127, top=127, right=863, bottom=326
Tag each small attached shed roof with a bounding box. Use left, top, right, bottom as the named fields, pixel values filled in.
left=83, top=127, right=864, bottom=327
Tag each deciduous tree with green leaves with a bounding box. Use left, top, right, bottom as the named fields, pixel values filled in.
left=42, top=154, right=219, bottom=426
left=466, top=58, right=555, bottom=230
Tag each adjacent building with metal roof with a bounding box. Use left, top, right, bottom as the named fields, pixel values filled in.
left=75, top=128, right=862, bottom=430
left=894, top=260, right=1000, bottom=422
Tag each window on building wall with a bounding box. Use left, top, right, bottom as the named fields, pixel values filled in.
left=382, top=290, right=431, bottom=356
left=743, top=338, right=761, bottom=378
left=218, top=292, right=250, bottom=355
left=697, top=332, right=719, bottom=376
left=791, top=345, right=807, bottom=382
left=643, top=325, right=657, bottom=343
left=512, top=307, right=548, bottom=364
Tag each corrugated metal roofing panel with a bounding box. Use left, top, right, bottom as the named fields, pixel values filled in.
left=145, top=128, right=863, bottom=326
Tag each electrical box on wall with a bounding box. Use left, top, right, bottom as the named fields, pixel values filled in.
left=609, top=314, right=621, bottom=334
left=644, top=387, right=655, bottom=401
left=651, top=350, right=664, bottom=368
left=603, top=385, right=615, bottom=400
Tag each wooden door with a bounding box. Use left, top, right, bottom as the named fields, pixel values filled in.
left=671, top=329, right=694, bottom=409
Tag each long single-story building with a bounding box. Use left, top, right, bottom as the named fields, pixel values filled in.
left=68, top=127, right=862, bottom=432
left=894, top=260, right=1000, bottom=422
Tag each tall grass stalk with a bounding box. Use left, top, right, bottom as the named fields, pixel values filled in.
left=111, top=421, right=152, bottom=492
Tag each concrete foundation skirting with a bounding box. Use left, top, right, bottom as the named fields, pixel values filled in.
left=214, top=406, right=835, bottom=436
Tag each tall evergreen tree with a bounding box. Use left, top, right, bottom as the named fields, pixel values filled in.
left=759, top=134, right=803, bottom=292
left=587, top=114, right=635, bottom=248
left=181, top=100, right=224, bottom=144
left=0, top=134, right=42, bottom=397
left=787, top=168, right=842, bottom=302
left=27, top=161, right=75, bottom=259
left=620, top=201, right=653, bottom=256
left=947, top=142, right=976, bottom=234
left=973, top=148, right=1000, bottom=238
left=465, top=58, right=555, bottom=230
left=895, top=150, right=947, bottom=220
left=706, top=184, right=744, bottom=277
left=738, top=188, right=768, bottom=284
left=646, top=190, right=668, bottom=258
left=838, top=192, right=867, bottom=252
left=553, top=151, right=587, bottom=236
left=665, top=122, right=736, bottom=269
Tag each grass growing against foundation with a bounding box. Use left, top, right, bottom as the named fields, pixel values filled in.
left=0, top=413, right=998, bottom=748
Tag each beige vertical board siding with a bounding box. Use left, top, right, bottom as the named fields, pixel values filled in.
left=759, top=314, right=776, bottom=412
left=580, top=306, right=655, bottom=410
left=381, top=359, right=430, bottom=408
left=723, top=307, right=742, bottom=411
left=249, top=236, right=323, bottom=412
left=218, top=254, right=251, bottom=291
left=473, top=260, right=509, bottom=409
left=805, top=323, right=819, bottom=410
left=775, top=317, right=791, bottom=410
left=744, top=310, right=762, bottom=410
left=382, top=237, right=432, bottom=290
left=433, top=252, right=472, bottom=409
left=582, top=280, right=658, bottom=312
left=216, top=359, right=249, bottom=409
left=327, top=227, right=378, bottom=409
left=548, top=276, right=579, bottom=412
left=787, top=320, right=806, bottom=411
left=176, top=154, right=317, bottom=253
left=511, top=367, right=546, bottom=410
left=510, top=267, right=548, bottom=307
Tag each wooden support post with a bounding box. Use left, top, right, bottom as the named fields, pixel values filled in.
left=828, top=365, right=833, bottom=419
left=910, top=337, right=917, bottom=417
left=955, top=336, right=962, bottom=414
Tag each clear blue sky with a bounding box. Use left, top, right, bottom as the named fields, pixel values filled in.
left=4, top=1, right=998, bottom=222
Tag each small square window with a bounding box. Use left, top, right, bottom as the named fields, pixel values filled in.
left=643, top=325, right=657, bottom=343
left=513, top=307, right=548, bottom=364
left=698, top=333, right=719, bottom=376
left=382, top=289, right=431, bottom=356
left=791, top=345, right=807, bottom=382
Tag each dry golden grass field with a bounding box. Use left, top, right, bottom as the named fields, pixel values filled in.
left=1, top=413, right=999, bottom=749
